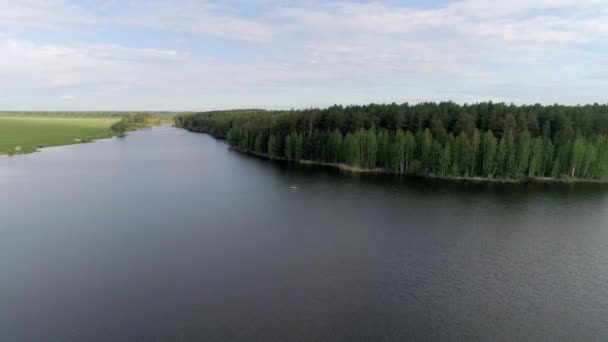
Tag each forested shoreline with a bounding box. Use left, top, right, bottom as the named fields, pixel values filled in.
left=111, top=113, right=160, bottom=136
left=175, top=103, right=608, bottom=182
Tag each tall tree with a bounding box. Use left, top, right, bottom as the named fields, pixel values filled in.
left=177, top=102, right=608, bottom=181
left=528, top=137, right=543, bottom=178
left=516, top=130, right=532, bottom=177
left=481, top=130, right=497, bottom=177
left=570, top=133, right=586, bottom=177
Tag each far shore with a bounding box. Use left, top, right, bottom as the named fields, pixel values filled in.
left=230, top=146, right=608, bottom=185
left=0, top=115, right=163, bottom=156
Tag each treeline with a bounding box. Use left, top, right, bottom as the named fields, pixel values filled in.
left=175, top=102, right=608, bottom=181
left=111, top=113, right=159, bottom=136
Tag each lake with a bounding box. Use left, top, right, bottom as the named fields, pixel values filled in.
left=1, top=125, right=608, bottom=341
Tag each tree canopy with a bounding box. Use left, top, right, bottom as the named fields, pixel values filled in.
left=175, top=102, right=608, bottom=181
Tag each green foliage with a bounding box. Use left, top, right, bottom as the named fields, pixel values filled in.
left=481, top=130, right=497, bottom=176
left=267, top=134, right=282, bottom=158
left=111, top=113, right=159, bottom=136
left=342, top=133, right=360, bottom=166
left=110, top=119, right=129, bottom=136
left=176, top=102, right=608, bottom=180
left=285, top=132, right=304, bottom=161
left=326, top=130, right=343, bottom=164
left=516, top=131, right=532, bottom=178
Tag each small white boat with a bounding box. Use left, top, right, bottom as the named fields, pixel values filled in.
left=290, top=186, right=298, bottom=190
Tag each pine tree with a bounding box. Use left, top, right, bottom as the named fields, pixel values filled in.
left=294, top=133, right=304, bottom=161
left=570, top=133, right=586, bottom=177
left=471, top=128, right=481, bottom=176
left=391, top=130, right=406, bottom=173
left=541, top=137, right=554, bottom=177
left=505, top=132, right=517, bottom=178
left=495, top=134, right=507, bottom=177
left=516, top=130, right=532, bottom=177
left=581, top=141, right=598, bottom=178
left=441, top=140, right=452, bottom=176
left=528, top=137, right=543, bottom=178
left=326, top=129, right=343, bottom=163
left=403, top=131, right=416, bottom=173
left=268, top=134, right=280, bottom=158
left=285, top=133, right=294, bottom=161
left=481, top=130, right=497, bottom=177
left=342, top=133, right=360, bottom=166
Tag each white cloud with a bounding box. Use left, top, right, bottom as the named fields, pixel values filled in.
left=448, top=0, right=582, bottom=17
left=0, top=0, right=278, bottom=42
left=120, top=1, right=279, bottom=42
left=274, top=0, right=608, bottom=44
left=0, top=0, right=100, bottom=29
left=1, top=0, right=608, bottom=109
left=0, top=36, right=352, bottom=110
left=273, top=4, right=443, bottom=35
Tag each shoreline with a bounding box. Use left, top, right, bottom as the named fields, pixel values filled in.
left=1, top=133, right=116, bottom=157
left=0, top=125, right=159, bottom=157
left=229, top=146, right=608, bottom=185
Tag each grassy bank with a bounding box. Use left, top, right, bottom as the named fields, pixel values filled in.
left=0, top=116, right=119, bottom=154
left=0, top=111, right=183, bottom=120
left=0, top=112, right=172, bottom=155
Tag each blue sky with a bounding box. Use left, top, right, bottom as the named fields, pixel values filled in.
left=1, top=0, right=607, bottom=110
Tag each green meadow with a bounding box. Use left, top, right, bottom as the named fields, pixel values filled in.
left=0, top=116, right=119, bottom=154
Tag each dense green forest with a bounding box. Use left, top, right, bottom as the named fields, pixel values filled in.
left=175, top=103, right=608, bottom=181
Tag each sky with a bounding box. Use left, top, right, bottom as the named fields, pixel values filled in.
left=1, top=0, right=608, bottom=111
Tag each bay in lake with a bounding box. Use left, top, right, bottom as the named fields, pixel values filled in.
left=1, top=126, right=608, bottom=341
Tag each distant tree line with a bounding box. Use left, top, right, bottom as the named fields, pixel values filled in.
left=111, top=113, right=159, bottom=136
left=175, top=102, right=608, bottom=180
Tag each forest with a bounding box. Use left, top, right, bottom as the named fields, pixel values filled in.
left=174, top=102, right=608, bottom=181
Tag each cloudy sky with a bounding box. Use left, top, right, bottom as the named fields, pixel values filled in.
left=1, top=0, right=608, bottom=110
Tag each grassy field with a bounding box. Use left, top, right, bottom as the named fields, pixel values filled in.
left=0, top=111, right=186, bottom=120
left=0, top=116, right=119, bottom=154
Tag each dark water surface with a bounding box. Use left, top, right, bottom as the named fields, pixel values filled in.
left=1, top=126, right=608, bottom=341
